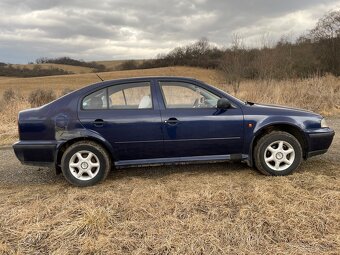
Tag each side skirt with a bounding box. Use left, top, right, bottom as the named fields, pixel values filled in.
left=114, top=154, right=248, bottom=168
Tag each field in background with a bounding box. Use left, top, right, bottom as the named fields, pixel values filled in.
left=12, top=63, right=96, bottom=74
left=0, top=66, right=220, bottom=95
left=0, top=66, right=340, bottom=145
left=97, top=60, right=144, bottom=70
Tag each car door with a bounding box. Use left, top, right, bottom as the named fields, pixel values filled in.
left=78, top=80, right=163, bottom=161
left=156, top=80, right=244, bottom=158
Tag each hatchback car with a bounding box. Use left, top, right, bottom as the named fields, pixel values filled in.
left=13, top=77, right=334, bottom=186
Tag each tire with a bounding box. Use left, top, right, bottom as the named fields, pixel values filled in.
left=61, top=141, right=111, bottom=186
left=254, top=131, right=302, bottom=176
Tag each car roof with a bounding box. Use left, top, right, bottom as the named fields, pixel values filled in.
left=99, top=76, right=199, bottom=84
left=81, top=76, right=201, bottom=92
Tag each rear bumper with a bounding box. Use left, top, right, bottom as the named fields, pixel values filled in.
left=13, top=141, right=57, bottom=167
left=306, top=129, right=335, bottom=158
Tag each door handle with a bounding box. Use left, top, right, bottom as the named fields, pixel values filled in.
left=93, top=119, right=104, bottom=127
left=164, top=117, right=179, bottom=125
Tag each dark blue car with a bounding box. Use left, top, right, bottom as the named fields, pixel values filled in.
left=13, top=77, right=334, bottom=186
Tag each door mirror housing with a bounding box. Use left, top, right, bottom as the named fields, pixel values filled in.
left=217, top=98, right=231, bottom=109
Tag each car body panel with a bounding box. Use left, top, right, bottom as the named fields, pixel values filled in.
left=78, top=108, right=164, bottom=160
left=13, top=77, right=335, bottom=170
left=159, top=108, right=244, bottom=157
left=153, top=78, right=245, bottom=157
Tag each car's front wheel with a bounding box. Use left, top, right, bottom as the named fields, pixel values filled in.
left=254, top=131, right=303, bottom=175
left=61, top=141, right=111, bottom=186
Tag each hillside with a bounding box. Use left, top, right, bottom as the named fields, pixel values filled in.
left=96, top=60, right=134, bottom=70
left=12, top=63, right=96, bottom=74
left=0, top=66, right=221, bottom=96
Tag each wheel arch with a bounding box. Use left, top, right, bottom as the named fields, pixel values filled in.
left=55, top=135, right=115, bottom=174
left=249, top=123, right=308, bottom=167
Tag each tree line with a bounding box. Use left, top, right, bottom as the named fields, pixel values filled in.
left=118, top=10, right=340, bottom=82
left=35, top=57, right=106, bottom=72
left=0, top=64, right=71, bottom=77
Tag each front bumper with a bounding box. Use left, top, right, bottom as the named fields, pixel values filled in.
left=306, top=128, right=335, bottom=158
left=13, top=140, right=57, bottom=167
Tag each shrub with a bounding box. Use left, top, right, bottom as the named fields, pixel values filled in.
left=0, top=100, right=4, bottom=113
left=28, top=89, right=56, bottom=107
left=116, top=60, right=140, bottom=70
left=2, top=88, right=16, bottom=102
left=0, top=64, right=71, bottom=77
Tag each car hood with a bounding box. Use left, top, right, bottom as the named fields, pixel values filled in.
left=246, top=102, right=321, bottom=117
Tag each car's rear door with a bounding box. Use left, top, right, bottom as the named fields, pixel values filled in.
left=78, top=80, right=163, bottom=161
left=155, top=79, right=244, bottom=158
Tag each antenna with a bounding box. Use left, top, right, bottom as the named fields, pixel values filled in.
left=96, top=74, right=104, bottom=81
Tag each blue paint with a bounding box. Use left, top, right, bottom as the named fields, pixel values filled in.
left=13, top=77, right=335, bottom=169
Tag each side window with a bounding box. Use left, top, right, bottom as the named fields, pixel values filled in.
left=108, top=82, right=152, bottom=109
left=160, top=81, right=220, bottom=109
left=82, top=89, right=107, bottom=110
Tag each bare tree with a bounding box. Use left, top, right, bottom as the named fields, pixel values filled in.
left=220, top=34, right=246, bottom=94
left=310, top=11, right=340, bottom=41
left=309, top=10, right=340, bottom=75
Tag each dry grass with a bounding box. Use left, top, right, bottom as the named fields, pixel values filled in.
left=0, top=156, right=339, bottom=254
left=234, top=76, right=340, bottom=116
left=0, top=99, right=30, bottom=144
left=0, top=66, right=220, bottom=96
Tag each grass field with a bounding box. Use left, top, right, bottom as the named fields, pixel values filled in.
left=10, top=59, right=137, bottom=74
left=0, top=66, right=220, bottom=95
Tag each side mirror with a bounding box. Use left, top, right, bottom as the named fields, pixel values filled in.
left=217, top=98, right=231, bottom=109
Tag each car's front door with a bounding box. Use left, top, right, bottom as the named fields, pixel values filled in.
left=78, top=80, right=163, bottom=161
left=156, top=80, right=244, bottom=158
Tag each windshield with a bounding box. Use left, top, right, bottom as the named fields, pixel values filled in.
left=206, top=84, right=246, bottom=105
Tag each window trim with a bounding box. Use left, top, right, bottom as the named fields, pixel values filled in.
left=158, top=81, right=221, bottom=110
left=80, top=81, right=154, bottom=111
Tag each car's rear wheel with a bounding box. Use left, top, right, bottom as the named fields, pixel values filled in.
left=61, top=141, right=111, bottom=186
left=254, top=131, right=302, bottom=175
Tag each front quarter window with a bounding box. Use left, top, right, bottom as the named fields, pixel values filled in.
left=160, top=81, right=220, bottom=109
left=82, top=89, right=107, bottom=110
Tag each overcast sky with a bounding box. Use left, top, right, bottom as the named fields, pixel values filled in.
left=0, top=0, right=339, bottom=64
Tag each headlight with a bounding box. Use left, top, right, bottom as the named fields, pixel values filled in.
left=321, top=118, right=328, bottom=128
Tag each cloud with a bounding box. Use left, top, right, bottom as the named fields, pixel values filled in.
left=0, top=0, right=339, bottom=63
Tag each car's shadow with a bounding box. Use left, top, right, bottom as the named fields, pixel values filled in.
left=109, top=161, right=252, bottom=180
left=3, top=157, right=336, bottom=186
left=1, top=161, right=252, bottom=186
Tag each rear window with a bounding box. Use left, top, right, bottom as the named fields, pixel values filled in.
left=108, top=82, right=152, bottom=109
left=82, top=89, right=107, bottom=110
left=81, top=82, right=152, bottom=110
